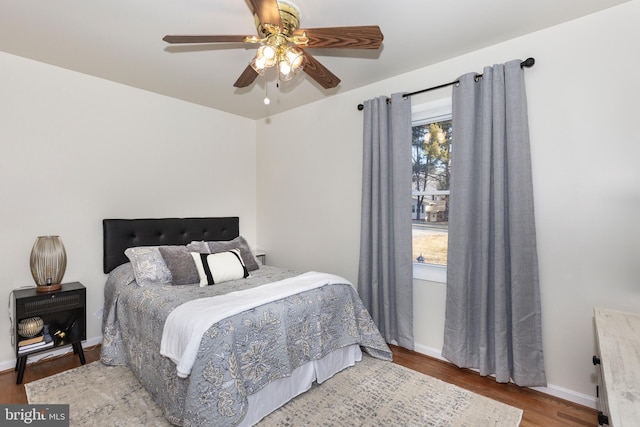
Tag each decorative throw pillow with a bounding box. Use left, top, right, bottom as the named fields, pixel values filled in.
left=187, top=240, right=211, bottom=254
left=190, top=249, right=249, bottom=286
left=124, top=246, right=172, bottom=286
left=185, top=241, right=209, bottom=253
left=158, top=246, right=200, bottom=285
left=187, top=236, right=260, bottom=271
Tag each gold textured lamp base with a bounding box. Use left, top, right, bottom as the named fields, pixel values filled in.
left=36, top=284, right=62, bottom=293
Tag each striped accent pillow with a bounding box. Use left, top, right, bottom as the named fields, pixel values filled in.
left=191, top=249, right=249, bottom=286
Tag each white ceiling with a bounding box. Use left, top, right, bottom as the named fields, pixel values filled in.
left=0, top=0, right=630, bottom=119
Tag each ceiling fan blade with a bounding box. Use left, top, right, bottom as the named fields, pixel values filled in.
left=294, top=26, right=383, bottom=49
left=234, top=65, right=260, bottom=88
left=302, top=52, right=340, bottom=89
left=249, top=0, right=282, bottom=29
left=163, top=35, right=249, bottom=44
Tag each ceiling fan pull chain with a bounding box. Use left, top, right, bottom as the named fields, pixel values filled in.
left=264, top=75, right=271, bottom=105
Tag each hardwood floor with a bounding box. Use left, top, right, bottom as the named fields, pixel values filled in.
left=0, top=345, right=102, bottom=404
left=1, top=344, right=597, bottom=426
left=390, top=345, right=597, bottom=427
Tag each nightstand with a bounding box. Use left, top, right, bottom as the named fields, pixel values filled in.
left=12, top=282, right=86, bottom=384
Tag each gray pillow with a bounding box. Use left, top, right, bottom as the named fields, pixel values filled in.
left=124, top=246, right=172, bottom=286
left=187, top=236, right=260, bottom=271
left=158, top=246, right=200, bottom=285
left=186, top=241, right=209, bottom=253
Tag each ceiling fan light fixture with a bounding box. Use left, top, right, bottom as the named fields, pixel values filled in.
left=252, top=42, right=303, bottom=81
left=278, top=46, right=303, bottom=81
left=284, top=46, right=304, bottom=70
left=251, top=43, right=278, bottom=73
left=250, top=56, right=266, bottom=74
left=259, top=45, right=278, bottom=65
left=278, top=60, right=294, bottom=81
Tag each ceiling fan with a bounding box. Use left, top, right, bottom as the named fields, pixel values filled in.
left=162, top=0, right=383, bottom=89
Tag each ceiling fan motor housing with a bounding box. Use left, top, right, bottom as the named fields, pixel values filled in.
left=255, top=1, right=301, bottom=37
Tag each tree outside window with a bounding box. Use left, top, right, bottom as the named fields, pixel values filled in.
left=412, top=118, right=452, bottom=266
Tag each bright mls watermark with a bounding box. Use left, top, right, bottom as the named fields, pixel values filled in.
left=1, top=405, right=69, bottom=426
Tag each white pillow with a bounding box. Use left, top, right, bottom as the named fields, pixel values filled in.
left=191, top=249, right=249, bottom=286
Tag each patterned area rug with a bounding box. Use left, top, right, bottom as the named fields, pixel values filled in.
left=26, top=354, right=522, bottom=426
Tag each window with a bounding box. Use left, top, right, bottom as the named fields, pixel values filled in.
left=412, top=99, right=452, bottom=283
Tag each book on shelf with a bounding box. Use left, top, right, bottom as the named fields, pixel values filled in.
left=18, top=334, right=44, bottom=347
left=18, top=339, right=53, bottom=354
left=17, top=325, right=55, bottom=354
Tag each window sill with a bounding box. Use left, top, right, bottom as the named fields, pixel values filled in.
left=413, top=262, right=447, bottom=283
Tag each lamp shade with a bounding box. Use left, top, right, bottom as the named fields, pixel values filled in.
left=30, top=236, right=66, bottom=292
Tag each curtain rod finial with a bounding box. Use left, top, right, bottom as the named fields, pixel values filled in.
left=357, top=104, right=364, bottom=111
left=522, top=57, right=535, bottom=68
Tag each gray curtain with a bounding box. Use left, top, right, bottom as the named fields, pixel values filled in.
left=442, top=60, right=546, bottom=386
left=358, top=93, right=414, bottom=350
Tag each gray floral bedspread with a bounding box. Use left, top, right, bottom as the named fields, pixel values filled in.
left=101, top=263, right=392, bottom=426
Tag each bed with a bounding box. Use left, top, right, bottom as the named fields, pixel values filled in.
left=100, top=217, right=392, bottom=426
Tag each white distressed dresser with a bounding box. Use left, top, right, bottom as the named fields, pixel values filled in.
left=593, top=307, right=640, bottom=426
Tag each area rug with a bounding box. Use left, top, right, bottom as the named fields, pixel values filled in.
left=26, top=355, right=522, bottom=426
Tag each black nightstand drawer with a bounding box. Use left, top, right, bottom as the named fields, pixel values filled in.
left=21, top=292, right=84, bottom=316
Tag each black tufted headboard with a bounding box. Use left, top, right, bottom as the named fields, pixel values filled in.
left=103, top=217, right=240, bottom=273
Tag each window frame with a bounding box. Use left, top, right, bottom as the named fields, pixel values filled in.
left=412, top=98, right=452, bottom=284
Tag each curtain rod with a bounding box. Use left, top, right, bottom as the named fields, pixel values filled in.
left=356, top=57, right=535, bottom=111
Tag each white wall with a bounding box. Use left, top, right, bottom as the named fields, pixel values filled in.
left=257, top=0, right=640, bottom=406
left=0, top=53, right=257, bottom=366
left=256, top=95, right=364, bottom=281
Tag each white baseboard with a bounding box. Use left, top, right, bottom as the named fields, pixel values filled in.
left=412, top=343, right=597, bottom=409
left=0, top=335, right=103, bottom=373
left=413, top=342, right=448, bottom=362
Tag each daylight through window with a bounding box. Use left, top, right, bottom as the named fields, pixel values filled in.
left=412, top=100, right=452, bottom=268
